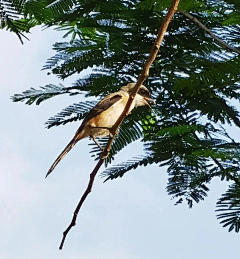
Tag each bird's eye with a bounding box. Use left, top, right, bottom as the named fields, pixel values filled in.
left=139, top=88, right=150, bottom=97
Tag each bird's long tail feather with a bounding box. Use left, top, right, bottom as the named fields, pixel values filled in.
left=46, top=138, right=77, bottom=178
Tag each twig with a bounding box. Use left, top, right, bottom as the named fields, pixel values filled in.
left=179, top=10, right=240, bottom=55
left=59, top=0, right=180, bottom=250
left=59, top=159, right=103, bottom=249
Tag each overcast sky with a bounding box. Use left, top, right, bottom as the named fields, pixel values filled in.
left=1, top=27, right=240, bottom=259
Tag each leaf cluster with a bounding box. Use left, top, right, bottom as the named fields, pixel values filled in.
left=6, top=0, right=240, bottom=233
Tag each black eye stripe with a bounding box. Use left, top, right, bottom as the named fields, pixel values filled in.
left=139, top=88, right=150, bottom=97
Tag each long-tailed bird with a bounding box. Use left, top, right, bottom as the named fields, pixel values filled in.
left=46, top=83, right=154, bottom=177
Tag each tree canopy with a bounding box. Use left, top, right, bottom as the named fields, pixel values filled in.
left=2, top=0, right=240, bottom=233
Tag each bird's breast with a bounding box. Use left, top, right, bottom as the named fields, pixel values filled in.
left=96, top=100, right=126, bottom=127
left=87, top=97, right=129, bottom=137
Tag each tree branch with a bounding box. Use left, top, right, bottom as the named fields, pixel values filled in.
left=59, top=0, right=180, bottom=250
left=179, top=10, right=240, bottom=55
left=59, top=159, right=103, bottom=249
left=102, top=0, right=180, bottom=158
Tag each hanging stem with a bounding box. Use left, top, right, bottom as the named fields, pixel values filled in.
left=59, top=0, right=181, bottom=250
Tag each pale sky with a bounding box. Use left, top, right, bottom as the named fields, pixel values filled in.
left=1, top=27, right=240, bottom=259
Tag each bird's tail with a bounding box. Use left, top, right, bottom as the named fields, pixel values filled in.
left=46, top=138, right=77, bottom=178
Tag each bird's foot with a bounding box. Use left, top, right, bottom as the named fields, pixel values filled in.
left=100, top=150, right=110, bottom=159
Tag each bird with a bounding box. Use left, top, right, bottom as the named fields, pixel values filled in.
left=46, top=83, right=154, bottom=177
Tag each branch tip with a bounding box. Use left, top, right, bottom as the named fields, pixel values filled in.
left=180, top=10, right=240, bottom=55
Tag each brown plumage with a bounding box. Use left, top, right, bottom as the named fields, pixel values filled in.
left=46, top=83, right=154, bottom=177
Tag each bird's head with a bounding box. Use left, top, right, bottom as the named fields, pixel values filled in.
left=120, top=83, right=155, bottom=108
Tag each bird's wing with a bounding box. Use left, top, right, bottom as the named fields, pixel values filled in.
left=46, top=93, right=123, bottom=177
left=83, top=93, right=123, bottom=122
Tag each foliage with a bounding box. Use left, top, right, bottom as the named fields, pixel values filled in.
left=216, top=184, right=240, bottom=232
left=5, top=0, right=240, bottom=233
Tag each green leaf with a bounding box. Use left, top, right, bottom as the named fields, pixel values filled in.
left=45, top=100, right=97, bottom=128
left=216, top=184, right=240, bottom=233
left=11, top=83, right=82, bottom=105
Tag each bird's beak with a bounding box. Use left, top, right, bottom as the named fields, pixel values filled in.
left=143, top=97, right=155, bottom=108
